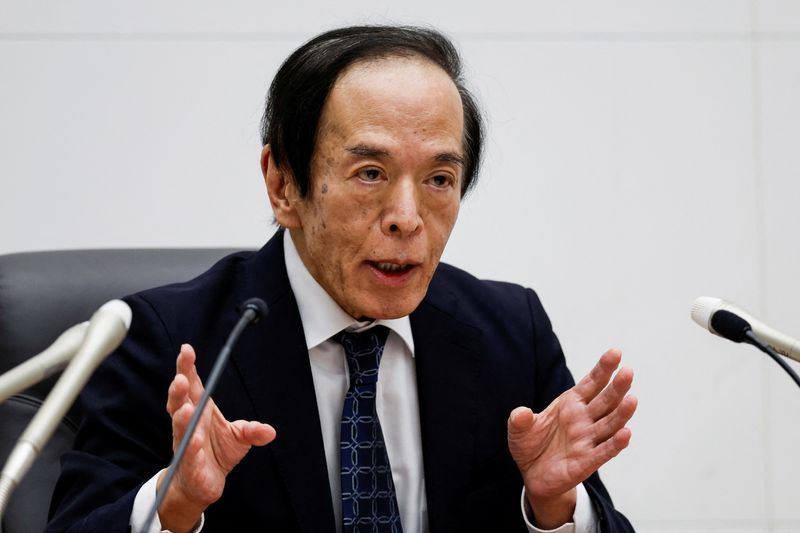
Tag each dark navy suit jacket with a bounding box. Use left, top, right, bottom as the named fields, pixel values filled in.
left=46, top=231, right=634, bottom=532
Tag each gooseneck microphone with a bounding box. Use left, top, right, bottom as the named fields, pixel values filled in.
left=0, top=321, right=89, bottom=404
left=0, top=300, right=132, bottom=519
left=691, top=296, right=800, bottom=362
left=691, top=297, right=800, bottom=389
left=140, top=298, right=269, bottom=533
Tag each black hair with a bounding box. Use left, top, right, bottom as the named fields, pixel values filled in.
left=260, top=25, right=483, bottom=197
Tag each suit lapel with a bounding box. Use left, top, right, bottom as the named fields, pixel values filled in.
left=229, top=231, right=336, bottom=533
left=411, top=293, right=483, bottom=531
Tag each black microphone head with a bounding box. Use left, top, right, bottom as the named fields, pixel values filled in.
left=710, top=309, right=752, bottom=343
left=239, top=297, right=269, bottom=324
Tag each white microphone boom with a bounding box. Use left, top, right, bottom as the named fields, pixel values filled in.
left=0, top=321, right=89, bottom=404
left=0, top=299, right=132, bottom=518
left=691, top=296, right=800, bottom=362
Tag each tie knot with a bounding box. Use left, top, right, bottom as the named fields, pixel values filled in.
left=335, top=325, right=390, bottom=386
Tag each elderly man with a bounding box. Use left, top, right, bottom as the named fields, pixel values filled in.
left=47, top=26, right=636, bottom=533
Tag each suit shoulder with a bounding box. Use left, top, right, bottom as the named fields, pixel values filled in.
left=428, top=262, right=546, bottom=328
left=122, top=250, right=256, bottom=331
left=131, top=250, right=253, bottom=301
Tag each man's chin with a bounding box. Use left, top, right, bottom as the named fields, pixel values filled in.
left=347, top=295, right=424, bottom=321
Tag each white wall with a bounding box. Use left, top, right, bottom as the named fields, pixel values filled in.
left=2, top=2, right=799, bottom=531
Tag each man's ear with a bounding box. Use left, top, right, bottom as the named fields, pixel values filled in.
left=261, top=145, right=302, bottom=228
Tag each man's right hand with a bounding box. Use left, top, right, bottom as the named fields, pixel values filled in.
left=159, top=343, right=277, bottom=533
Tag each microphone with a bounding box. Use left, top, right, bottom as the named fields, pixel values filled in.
left=140, top=297, right=268, bottom=533
left=691, top=296, right=800, bottom=362
left=0, top=300, right=132, bottom=518
left=691, top=298, right=800, bottom=389
left=709, top=309, right=751, bottom=344
left=0, top=321, right=89, bottom=404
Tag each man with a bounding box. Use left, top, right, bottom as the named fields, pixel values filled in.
left=47, top=25, right=636, bottom=532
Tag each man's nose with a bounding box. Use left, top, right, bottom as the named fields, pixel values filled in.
left=381, top=180, right=422, bottom=237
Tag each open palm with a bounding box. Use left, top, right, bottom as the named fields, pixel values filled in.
left=508, top=349, right=637, bottom=501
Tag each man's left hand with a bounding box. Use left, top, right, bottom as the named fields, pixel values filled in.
left=507, top=348, right=637, bottom=528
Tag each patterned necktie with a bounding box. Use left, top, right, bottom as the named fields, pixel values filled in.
left=335, top=325, right=403, bottom=533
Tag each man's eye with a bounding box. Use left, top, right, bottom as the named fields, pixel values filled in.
left=430, top=175, right=452, bottom=188
left=357, top=168, right=383, bottom=182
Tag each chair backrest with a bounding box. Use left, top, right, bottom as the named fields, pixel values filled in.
left=0, top=248, right=241, bottom=533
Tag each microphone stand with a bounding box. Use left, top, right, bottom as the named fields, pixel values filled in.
left=139, top=298, right=267, bottom=533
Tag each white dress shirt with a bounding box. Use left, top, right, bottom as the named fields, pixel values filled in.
left=129, top=230, right=597, bottom=532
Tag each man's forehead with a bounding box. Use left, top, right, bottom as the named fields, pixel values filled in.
left=330, top=56, right=460, bottom=109
left=321, top=61, right=462, bottom=133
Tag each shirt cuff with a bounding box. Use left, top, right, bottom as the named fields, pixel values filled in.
left=130, top=469, right=205, bottom=533
left=521, top=483, right=598, bottom=533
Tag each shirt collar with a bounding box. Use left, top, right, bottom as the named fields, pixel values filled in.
left=282, top=230, right=415, bottom=355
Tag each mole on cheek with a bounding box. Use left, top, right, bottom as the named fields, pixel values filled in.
left=321, top=183, right=328, bottom=194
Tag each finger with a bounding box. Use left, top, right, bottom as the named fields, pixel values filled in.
left=587, top=366, right=634, bottom=419
left=507, top=406, right=535, bottom=437
left=591, top=395, right=638, bottom=444
left=574, top=427, right=632, bottom=478
left=581, top=427, right=632, bottom=474
left=171, top=401, right=194, bottom=447
left=230, top=420, right=277, bottom=447
left=573, top=349, right=622, bottom=401
left=166, top=373, right=191, bottom=416
left=176, top=344, right=205, bottom=403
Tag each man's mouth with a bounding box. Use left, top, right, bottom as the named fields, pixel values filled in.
left=369, top=261, right=415, bottom=274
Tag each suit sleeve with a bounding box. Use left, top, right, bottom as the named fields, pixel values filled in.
left=526, top=289, right=635, bottom=533
left=46, top=294, right=178, bottom=533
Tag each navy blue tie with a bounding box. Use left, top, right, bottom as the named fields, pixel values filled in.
left=336, top=326, right=403, bottom=533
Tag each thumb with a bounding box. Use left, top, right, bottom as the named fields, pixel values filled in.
left=231, top=420, right=277, bottom=447
left=507, top=406, right=535, bottom=437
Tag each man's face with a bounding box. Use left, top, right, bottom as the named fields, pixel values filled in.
left=270, top=56, right=465, bottom=319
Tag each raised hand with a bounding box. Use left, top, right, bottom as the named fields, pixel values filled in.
left=507, top=348, right=637, bottom=528
left=158, top=344, right=276, bottom=533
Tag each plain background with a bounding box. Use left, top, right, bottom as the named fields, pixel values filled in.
left=1, top=1, right=799, bottom=531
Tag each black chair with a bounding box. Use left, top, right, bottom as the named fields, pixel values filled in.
left=0, top=248, right=240, bottom=533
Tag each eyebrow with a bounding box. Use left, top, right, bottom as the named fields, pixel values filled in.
left=347, top=145, right=389, bottom=158
left=346, top=144, right=465, bottom=167
left=434, top=152, right=465, bottom=167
